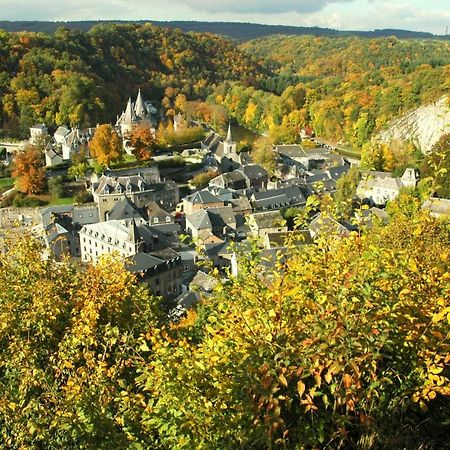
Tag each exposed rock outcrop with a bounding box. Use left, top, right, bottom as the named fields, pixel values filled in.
left=378, top=96, right=450, bottom=153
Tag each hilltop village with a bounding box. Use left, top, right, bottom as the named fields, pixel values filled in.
left=0, top=89, right=447, bottom=318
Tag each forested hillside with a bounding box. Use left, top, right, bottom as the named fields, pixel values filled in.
left=0, top=24, right=264, bottom=137
left=208, top=36, right=450, bottom=148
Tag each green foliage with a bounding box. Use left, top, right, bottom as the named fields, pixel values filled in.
left=420, top=133, right=450, bottom=198
left=74, top=189, right=94, bottom=204
left=252, top=136, right=278, bottom=175
left=12, top=192, right=48, bottom=207
left=0, top=204, right=449, bottom=448
left=47, top=175, right=65, bottom=198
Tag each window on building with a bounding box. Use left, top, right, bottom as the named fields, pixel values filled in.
left=155, top=278, right=159, bottom=285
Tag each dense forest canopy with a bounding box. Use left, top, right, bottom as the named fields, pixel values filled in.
left=0, top=24, right=265, bottom=137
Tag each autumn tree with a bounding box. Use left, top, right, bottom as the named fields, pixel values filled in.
left=420, top=133, right=450, bottom=198
left=68, top=148, right=90, bottom=180
left=190, top=169, right=219, bottom=189
left=12, top=145, right=46, bottom=194
left=128, top=123, right=156, bottom=161
left=89, top=124, right=123, bottom=168
left=0, top=234, right=160, bottom=448
left=252, top=136, right=278, bottom=175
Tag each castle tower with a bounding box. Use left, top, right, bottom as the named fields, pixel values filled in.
left=134, top=89, right=147, bottom=119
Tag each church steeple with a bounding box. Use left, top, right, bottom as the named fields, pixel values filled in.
left=225, top=122, right=233, bottom=143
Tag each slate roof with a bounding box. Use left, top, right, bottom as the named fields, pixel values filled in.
left=41, top=205, right=98, bottom=229
left=265, top=230, right=313, bottom=248
left=306, top=172, right=331, bottom=183
left=108, top=196, right=147, bottom=221
left=422, top=197, right=450, bottom=217
left=190, top=270, right=218, bottom=293
left=328, top=165, right=350, bottom=181
left=275, top=145, right=307, bottom=159
left=184, top=190, right=222, bottom=205
left=146, top=201, right=172, bottom=219
left=54, top=125, right=70, bottom=138
left=186, top=206, right=236, bottom=231
left=242, top=164, right=268, bottom=181
left=127, top=252, right=164, bottom=272
left=252, top=186, right=306, bottom=209
left=72, top=206, right=99, bottom=226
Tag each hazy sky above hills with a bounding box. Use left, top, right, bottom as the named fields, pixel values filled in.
left=2, top=0, right=449, bottom=35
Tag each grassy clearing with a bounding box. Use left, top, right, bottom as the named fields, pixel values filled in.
left=0, top=177, right=14, bottom=190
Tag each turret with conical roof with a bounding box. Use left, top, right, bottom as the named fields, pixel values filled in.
left=134, top=89, right=147, bottom=119
left=123, top=98, right=137, bottom=125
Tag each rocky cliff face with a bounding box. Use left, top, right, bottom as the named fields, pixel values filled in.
left=378, top=96, right=450, bottom=153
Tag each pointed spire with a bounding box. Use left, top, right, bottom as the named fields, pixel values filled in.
left=135, top=89, right=147, bottom=118
left=127, top=218, right=140, bottom=244
left=225, top=122, right=233, bottom=143
left=123, top=97, right=136, bottom=124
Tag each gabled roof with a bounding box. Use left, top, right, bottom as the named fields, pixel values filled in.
left=184, top=190, right=222, bottom=205
left=108, top=196, right=147, bottom=221
left=253, top=186, right=306, bottom=207
left=54, top=125, right=70, bottom=137
left=126, top=252, right=165, bottom=273
left=328, top=165, right=350, bottom=181
left=248, top=210, right=284, bottom=228
left=275, top=144, right=307, bottom=159
left=186, top=209, right=212, bottom=230
left=422, top=197, right=450, bottom=216
left=306, top=172, right=331, bottom=183
left=186, top=206, right=236, bottom=231
left=242, top=164, right=268, bottom=181
left=265, top=230, right=313, bottom=248
left=146, top=201, right=171, bottom=218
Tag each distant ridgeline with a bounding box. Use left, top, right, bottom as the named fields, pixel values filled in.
left=0, top=20, right=448, bottom=41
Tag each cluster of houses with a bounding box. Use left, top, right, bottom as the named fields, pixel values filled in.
left=18, top=95, right=449, bottom=318
left=34, top=124, right=358, bottom=312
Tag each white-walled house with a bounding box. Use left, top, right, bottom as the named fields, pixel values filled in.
left=357, top=168, right=419, bottom=205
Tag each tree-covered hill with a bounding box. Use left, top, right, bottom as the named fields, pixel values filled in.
left=0, top=23, right=265, bottom=137
left=0, top=20, right=447, bottom=41
left=206, top=35, right=450, bottom=149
